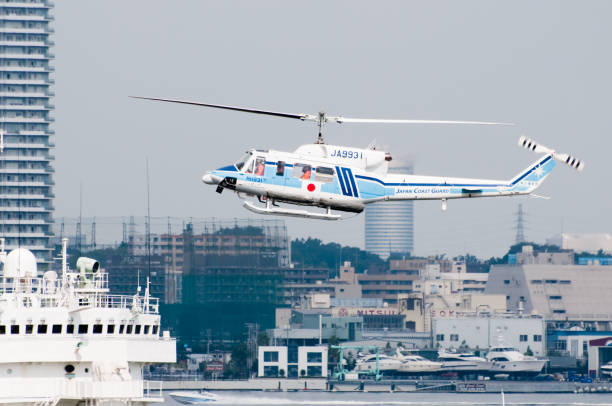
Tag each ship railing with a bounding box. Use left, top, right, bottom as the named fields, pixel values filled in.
left=0, top=276, right=43, bottom=294
left=88, top=294, right=160, bottom=314
left=0, top=378, right=156, bottom=400
left=143, top=380, right=163, bottom=398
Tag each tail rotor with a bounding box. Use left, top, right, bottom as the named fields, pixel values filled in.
left=518, top=135, right=584, bottom=172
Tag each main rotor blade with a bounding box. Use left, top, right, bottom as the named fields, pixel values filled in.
left=130, top=96, right=310, bottom=121
left=330, top=117, right=514, bottom=126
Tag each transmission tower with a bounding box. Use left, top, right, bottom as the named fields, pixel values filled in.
left=515, top=203, right=526, bottom=244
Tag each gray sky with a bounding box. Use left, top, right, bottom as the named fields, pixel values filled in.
left=53, top=1, right=610, bottom=258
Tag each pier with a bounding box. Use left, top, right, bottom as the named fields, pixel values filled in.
left=161, top=379, right=612, bottom=393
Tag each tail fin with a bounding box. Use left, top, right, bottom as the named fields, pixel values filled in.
left=508, top=154, right=556, bottom=193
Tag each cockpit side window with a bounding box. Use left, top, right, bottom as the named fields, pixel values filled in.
left=254, top=157, right=266, bottom=176
left=244, top=156, right=255, bottom=173
left=293, top=163, right=312, bottom=180
left=315, top=166, right=334, bottom=183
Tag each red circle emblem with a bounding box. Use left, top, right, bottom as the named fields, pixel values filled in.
left=307, top=183, right=315, bottom=192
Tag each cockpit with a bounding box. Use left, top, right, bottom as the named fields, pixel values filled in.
left=235, top=152, right=252, bottom=172
left=235, top=151, right=268, bottom=175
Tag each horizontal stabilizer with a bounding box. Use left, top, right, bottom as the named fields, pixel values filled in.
left=462, top=188, right=483, bottom=194
left=242, top=201, right=341, bottom=220
left=518, top=135, right=584, bottom=172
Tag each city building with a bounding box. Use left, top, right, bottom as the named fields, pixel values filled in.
left=432, top=314, right=546, bottom=356
left=508, top=245, right=574, bottom=265
left=0, top=0, right=55, bottom=267
left=129, top=219, right=290, bottom=269
left=548, top=329, right=612, bottom=361
left=547, top=233, right=612, bottom=253
left=485, top=264, right=612, bottom=330
left=587, top=336, right=612, bottom=378
left=257, top=346, right=328, bottom=378
left=357, top=269, right=417, bottom=304
left=364, top=162, right=413, bottom=259
left=271, top=308, right=363, bottom=343
left=104, top=255, right=167, bottom=303
left=413, top=272, right=489, bottom=295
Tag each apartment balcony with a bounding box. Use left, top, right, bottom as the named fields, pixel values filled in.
left=0, top=40, right=46, bottom=47
left=0, top=92, right=48, bottom=98
left=0, top=53, right=49, bottom=60
left=0, top=15, right=46, bottom=22
left=0, top=28, right=47, bottom=35
left=0, top=79, right=50, bottom=85
left=0, top=206, right=51, bottom=212
left=0, top=117, right=47, bottom=123
left=0, top=105, right=51, bottom=111
left=0, top=66, right=48, bottom=73
left=0, top=194, right=50, bottom=200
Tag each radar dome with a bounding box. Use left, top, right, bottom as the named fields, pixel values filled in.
left=3, top=248, right=37, bottom=277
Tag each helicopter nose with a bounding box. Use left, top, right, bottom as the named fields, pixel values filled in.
left=202, top=173, right=222, bottom=185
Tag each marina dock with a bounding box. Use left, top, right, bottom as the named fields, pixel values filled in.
left=161, top=379, right=612, bottom=393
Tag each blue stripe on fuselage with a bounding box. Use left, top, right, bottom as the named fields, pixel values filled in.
left=354, top=155, right=553, bottom=188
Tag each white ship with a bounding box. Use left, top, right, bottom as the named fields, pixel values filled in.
left=354, top=349, right=441, bottom=374
left=437, top=349, right=492, bottom=372
left=0, top=238, right=176, bottom=406
left=486, top=346, right=547, bottom=375
left=395, top=348, right=442, bottom=374
left=354, top=354, right=403, bottom=372
left=600, top=361, right=612, bottom=378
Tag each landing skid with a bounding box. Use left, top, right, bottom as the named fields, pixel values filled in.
left=242, top=200, right=342, bottom=220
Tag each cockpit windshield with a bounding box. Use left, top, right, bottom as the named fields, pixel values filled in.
left=235, top=152, right=251, bottom=171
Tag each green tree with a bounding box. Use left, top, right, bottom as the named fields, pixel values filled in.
left=328, top=335, right=340, bottom=364
left=524, top=346, right=533, bottom=356
left=385, top=342, right=392, bottom=355
left=226, top=342, right=249, bottom=378
left=291, top=238, right=385, bottom=273
left=257, top=332, right=270, bottom=346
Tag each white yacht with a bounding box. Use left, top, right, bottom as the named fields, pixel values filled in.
left=437, top=349, right=492, bottom=372
left=0, top=238, right=176, bottom=406
left=354, top=354, right=403, bottom=372
left=395, top=349, right=442, bottom=374
left=486, top=346, right=547, bottom=374
left=600, top=361, right=612, bottom=378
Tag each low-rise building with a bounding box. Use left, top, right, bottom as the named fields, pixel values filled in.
left=547, top=330, right=612, bottom=361
left=508, top=245, right=574, bottom=265
left=485, top=264, right=612, bottom=330
left=257, top=346, right=328, bottom=378
left=587, top=336, right=612, bottom=378
left=432, top=314, right=546, bottom=356
left=547, top=233, right=612, bottom=254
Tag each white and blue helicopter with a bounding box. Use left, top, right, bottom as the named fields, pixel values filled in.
left=133, top=97, right=584, bottom=220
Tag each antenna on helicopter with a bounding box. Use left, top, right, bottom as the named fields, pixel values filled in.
left=130, top=96, right=514, bottom=144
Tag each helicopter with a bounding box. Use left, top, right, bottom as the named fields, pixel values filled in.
left=132, top=97, right=584, bottom=220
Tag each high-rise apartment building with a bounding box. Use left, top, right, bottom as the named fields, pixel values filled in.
left=0, top=1, right=55, bottom=266
left=364, top=162, right=413, bottom=260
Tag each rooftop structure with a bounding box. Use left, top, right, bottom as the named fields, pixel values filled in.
left=0, top=0, right=55, bottom=267
left=546, top=233, right=612, bottom=253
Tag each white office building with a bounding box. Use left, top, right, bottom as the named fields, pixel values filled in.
left=365, top=162, right=413, bottom=259
left=433, top=314, right=546, bottom=356
left=0, top=0, right=55, bottom=267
